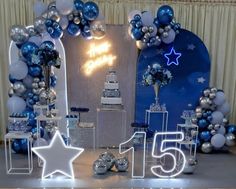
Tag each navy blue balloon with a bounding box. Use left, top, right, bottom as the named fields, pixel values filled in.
left=16, top=43, right=23, bottom=49
left=227, top=125, right=236, bottom=134
left=157, top=5, right=174, bottom=25
left=82, top=1, right=99, bottom=21
left=130, top=20, right=136, bottom=27
left=74, top=0, right=84, bottom=11
left=135, top=21, right=143, bottom=28
left=21, top=42, right=38, bottom=60
left=33, top=95, right=39, bottom=102
left=131, top=28, right=143, bottom=40
left=23, top=109, right=36, bottom=127
left=45, top=19, right=53, bottom=27
left=31, top=126, right=44, bottom=138
left=153, top=18, right=160, bottom=28
left=133, top=14, right=141, bottom=21
left=9, top=74, right=19, bottom=84
left=67, top=22, right=81, bottom=36
left=12, top=140, right=21, bottom=153
left=27, top=92, right=34, bottom=98
left=19, top=139, right=28, bottom=154
left=28, top=65, right=42, bottom=77
left=51, top=27, right=63, bottom=39
left=40, top=41, right=55, bottom=50
left=198, top=119, right=208, bottom=128
left=207, top=115, right=212, bottom=122
left=47, top=26, right=54, bottom=35
left=200, top=131, right=211, bottom=142
left=50, top=75, right=57, bottom=87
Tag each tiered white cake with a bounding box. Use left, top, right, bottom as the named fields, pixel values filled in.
left=101, top=69, right=123, bottom=108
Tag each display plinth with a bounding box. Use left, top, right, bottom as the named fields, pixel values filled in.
left=96, top=108, right=126, bottom=148
left=4, top=133, right=33, bottom=174
left=145, top=110, right=168, bottom=132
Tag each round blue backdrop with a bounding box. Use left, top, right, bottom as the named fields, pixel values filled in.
left=135, top=29, right=211, bottom=131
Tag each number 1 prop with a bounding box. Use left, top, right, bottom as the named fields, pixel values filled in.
left=119, top=132, right=146, bottom=178
left=119, top=131, right=186, bottom=178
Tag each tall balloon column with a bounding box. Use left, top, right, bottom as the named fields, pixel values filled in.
left=128, top=5, right=181, bottom=49
left=7, top=0, right=105, bottom=153
left=192, top=88, right=236, bottom=153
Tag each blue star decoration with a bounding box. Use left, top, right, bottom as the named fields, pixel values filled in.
left=164, top=47, right=182, bottom=66
left=32, top=131, right=84, bottom=179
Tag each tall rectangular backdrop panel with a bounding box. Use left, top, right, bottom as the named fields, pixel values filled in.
left=62, top=25, right=137, bottom=137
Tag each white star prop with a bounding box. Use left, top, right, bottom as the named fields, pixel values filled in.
left=197, top=77, right=206, bottom=84
left=32, top=131, right=84, bottom=179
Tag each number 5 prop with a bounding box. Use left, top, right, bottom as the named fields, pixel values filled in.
left=119, top=131, right=186, bottom=178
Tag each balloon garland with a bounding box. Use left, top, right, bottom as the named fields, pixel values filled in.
left=8, top=0, right=105, bottom=153
left=128, top=5, right=181, bottom=49
left=192, top=88, right=236, bottom=153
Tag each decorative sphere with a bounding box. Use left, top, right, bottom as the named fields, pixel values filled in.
left=115, top=157, right=129, bottom=172
left=39, top=88, right=56, bottom=105
left=201, top=142, right=213, bottom=153
left=93, top=159, right=107, bottom=175
left=99, top=152, right=115, bottom=170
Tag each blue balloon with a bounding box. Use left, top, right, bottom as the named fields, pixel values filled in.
left=157, top=5, right=174, bottom=25
left=19, top=139, right=28, bottom=154
left=135, top=20, right=143, bottom=28
left=23, top=109, right=36, bottom=127
left=67, top=22, right=81, bottom=36
left=198, top=119, right=208, bottom=128
left=153, top=18, right=160, bottom=28
left=40, top=41, right=55, bottom=50
left=9, top=74, right=19, bottom=84
left=12, top=140, right=21, bottom=153
left=82, top=1, right=99, bottom=21
left=31, top=126, right=44, bottom=138
left=51, top=27, right=63, bottom=39
left=47, top=26, right=54, bottom=35
left=50, top=75, right=57, bottom=87
left=130, top=20, right=137, bottom=27
left=74, top=0, right=84, bottom=11
left=131, top=28, right=143, bottom=40
left=133, top=14, right=141, bottom=21
left=21, top=42, right=38, bottom=60
left=227, top=125, right=236, bottom=134
left=27, top=92, right=34, bottom=98
left=33, top=95, right=39, bottom=102
left=202, top=112, right=208, bottom=118
left=28, top=65, right=42, bottom=77
left=45, top=19, right=53, bottom=27
left=207, top=115, right=213, bottom=122
left=199, top=131, right=211, bottom=142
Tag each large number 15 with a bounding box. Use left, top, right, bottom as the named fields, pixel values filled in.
left=119, top=131, right=186, bottom=178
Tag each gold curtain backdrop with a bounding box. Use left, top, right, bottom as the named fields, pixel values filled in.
left=0, top=0, right=236, bottom=140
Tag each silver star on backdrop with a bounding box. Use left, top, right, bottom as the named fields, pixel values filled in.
left=32, top=131, right=84, bottom=179
left=187, top=44, right=195, bottom=50
left=197, top=77, right=206, bottom=84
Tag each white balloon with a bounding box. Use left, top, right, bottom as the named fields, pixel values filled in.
left=23, top=75, right=34, bottom=89
left=217, top=101, right=230, bottom=115
left=217, top=126, right=226, bottom=135
left=33, top=138, right=48, bottom=147
left=213, top=91, right=226, bottom=106
left=161, top=29, right=176, bottom=44
left=211, top=111, right=224, bottom=124
left=28, top=35, right=42, bottom=46
left=128, top=10, right=142, bottom=22
left=56, top=0, right=74, bottom=15
left=211, top=134, right=226, bottom=148
left=59, top=16, right=69, bottom=30
left=9, top=60, right=28, bottom=80
left=7, top=96, right=26, bottom=114
left=141, top=11, right=153, bottom=26
left=33, top=0, right=47, bottom=17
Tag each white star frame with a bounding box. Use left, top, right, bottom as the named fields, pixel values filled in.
left=32, top=131, right=84, bottom=179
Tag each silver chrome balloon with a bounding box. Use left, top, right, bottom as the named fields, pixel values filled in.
left=73, top=17, right=81, bottom=25
left=203, top=89, right=211, bottom=97
left=38, top=81, right=46, bottom=88
left=9, top=25, right=29, bottom=44
left=48, top=1, right=56, bottom=10
left=158, top=28, right=164, bottom=34
left=162, top=31, right=168, bottom=38
left=141, top=26, right=148, bottom=33
left=93, top=159, right=108, bottom=175
left=13, top=81, right=26, bottom=95
left=99, top=152, right=115, bottom=170
left=33, top=77, right=40, bottom=83
left=210, top=129, right=217, bottom=135
left=225, top=133, right=235, bottom=147
left=191, top=118, right=198, bottom=124
left=39, top=88, right=56, bottom=105
left=115, top=157, right=129, bottom=172
left=34, top=17, right=46, bottom=33
left=164, top=25, right=171, bottom=32
left=91, top=21, right=106, bottom=40
left=27, top=26, right=37, bottom=37
left=201, top=142, right=213, bottom=153
left=214, top=124, right=220, bottom=130
left=8, top=87, right=15, bottom=97
left=209, top=92, right=216, bottom=99
left=210, top=87, right=218, bottom=93
left=47, top=9, right=61, bottom=22
left=195, top=106, right=202, bottom=113
left=32, top=82, right=39, bottom=89
left=208, top=124, right=214, bottom=130
left=67, top=13, right=74, bottom=21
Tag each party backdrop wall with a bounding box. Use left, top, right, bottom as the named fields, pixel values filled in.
left=62, top=25, right=137, bottom=135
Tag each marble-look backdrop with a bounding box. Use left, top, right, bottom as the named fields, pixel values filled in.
left=62, top=25, right=138, bottom=137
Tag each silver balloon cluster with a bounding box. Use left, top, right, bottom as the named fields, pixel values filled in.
left=193, top=87, right=235, bottom=153
left=8, top=81, right=27, bottom=97
left=93, top=152, right=129, bottom=175
left=9, top=25, right=30, bottom=44
left=183, top=156, right=198, bottom=174
left=32, top=77, right=45, bottom=95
